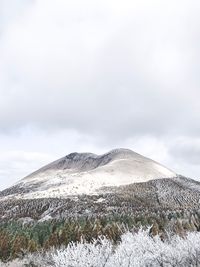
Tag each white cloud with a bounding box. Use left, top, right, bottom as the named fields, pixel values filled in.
left=0, top=150, right=54, bottom=189
left=0, top=0, right=199, bottom=136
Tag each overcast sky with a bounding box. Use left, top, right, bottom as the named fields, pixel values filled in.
left=0, top=0, right=200, bottom=190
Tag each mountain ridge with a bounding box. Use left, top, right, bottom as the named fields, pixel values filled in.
left=4, top=148, right=176, bottom=199
left=22, top=148, right=175, bottom=176
left=0, top=148, right=199, bottom=223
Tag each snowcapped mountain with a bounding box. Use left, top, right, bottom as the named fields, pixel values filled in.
left=0, top=148, right=200, bottom=222
left=3, top=148, right=176, bottom=199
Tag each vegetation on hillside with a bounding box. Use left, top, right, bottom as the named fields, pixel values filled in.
left=2, top=229, right=200, bottom=267
left=0, top=209, right=200, bottom=262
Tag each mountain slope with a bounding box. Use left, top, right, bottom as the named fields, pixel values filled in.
left=0, top=176, right=200, bottom=222
left=1, top=148, right=200, bottom=263
left=2, top=148, right=176, bottom=199
left=0, top=148, right=200, bottom=223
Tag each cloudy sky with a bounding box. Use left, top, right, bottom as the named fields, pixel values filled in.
left=0, top=0, right=200, bottom=190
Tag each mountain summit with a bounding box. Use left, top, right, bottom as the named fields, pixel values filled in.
left=1, top=148, right=200, bottom=223
left=6, top=148, right=176, bottom=199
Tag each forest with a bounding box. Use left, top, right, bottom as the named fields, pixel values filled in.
left=0, top=209, right=200, bottom=265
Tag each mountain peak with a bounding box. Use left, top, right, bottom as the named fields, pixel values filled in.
left=107, top=148, right=134, bottom=154
left=9, top=148, right=176, bottom=199
left=64, top=148, right=134, bottom=159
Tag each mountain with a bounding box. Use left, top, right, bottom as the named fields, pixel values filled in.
left=1, top=148, right=176, bottom=199
left=0, top=148, right=200, bottom=222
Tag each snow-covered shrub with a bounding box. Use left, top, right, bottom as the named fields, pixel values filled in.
left=52, top=237, right=113, bottom=267
left=50, top=230, right=200, bottom=267
left=1, top=230, right=200, bottom=267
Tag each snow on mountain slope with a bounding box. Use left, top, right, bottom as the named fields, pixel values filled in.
left=11, top=148, right=176, bottom=199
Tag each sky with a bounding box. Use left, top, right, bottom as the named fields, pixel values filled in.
left=0, top=0, right=200, bottom=190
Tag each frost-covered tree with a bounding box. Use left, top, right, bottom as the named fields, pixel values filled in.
left=5, top=229, right=199, bottom=267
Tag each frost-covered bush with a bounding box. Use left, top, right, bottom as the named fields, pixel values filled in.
left=2, top=230, right=200, bottom=267
left=51, top=237, right=113, bottom=267
left=110, top=230, right=200, bottom=266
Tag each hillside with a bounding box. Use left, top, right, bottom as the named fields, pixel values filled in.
left=0, top=148, right=176, bottom=199
left=0, top=149, right=199, bottom=222
left=0, top=149, right=200, bottom=263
